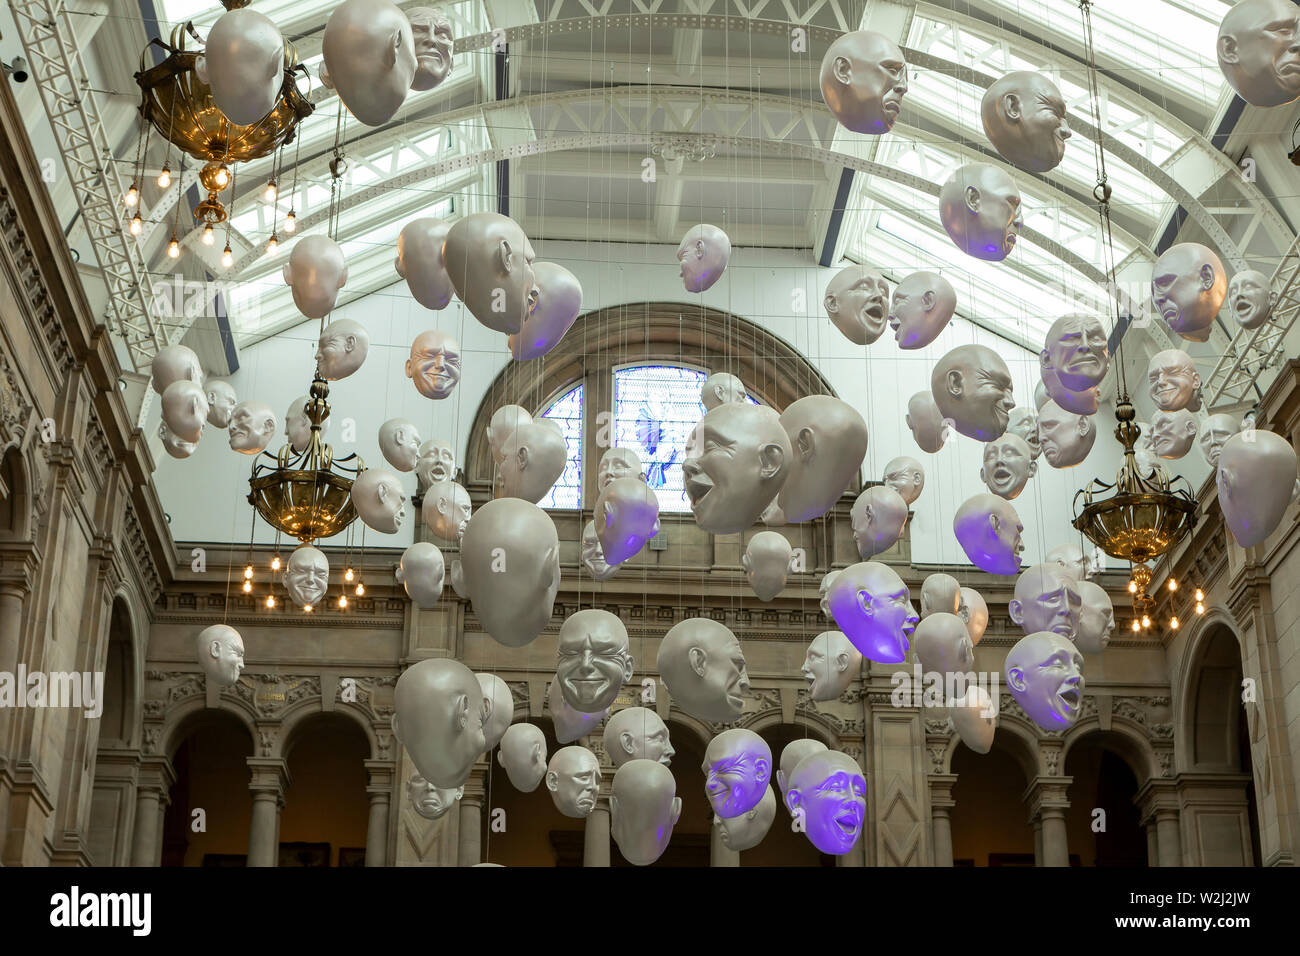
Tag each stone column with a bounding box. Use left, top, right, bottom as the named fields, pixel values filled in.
left=710, top=817, right=739, bottom=866
left=129, top=757, right=175, bottom=867
left=1155, top=810, right=1183, bottom=868
left=246, top=758, right=290, bottom=867
left=1145, top=821, right=1160, bottom=866
left=457, top=769, right=485, bottom=866
left=364, top=760, right=394, bottom=867
left=1033, top=819, right=1043, bottom=866
left=1025, top=776, right=1072, bottom=867
left=1136, top=779, right=1183, bottom=868
left=583, top=792, right=611, bottom=867
left=929, top=773, right=958, bottom=867
left=0, top=571, right=32, bottom=842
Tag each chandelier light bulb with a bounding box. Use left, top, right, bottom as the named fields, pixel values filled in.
left=167, top=236, right=180, bottom=259
left=303, top=603, right=313, bottom=613
left=1127, top=580, right=1137, bottom=594
left=266, top=233, right=278, bottom=255
left=157, top=165, right=171, bottom=189
left=1196, top=602, right=1205, bottom=615
left=270, top=555, right=281, bottom=571
left=243, top=565, right=253, bottom=579
left=284, top=210, right=296, bottom=233
left=1194, top=588, right=1204, bottom=602
left=1170, top=616, right=1180, bottom=629
left=355, top=582, right=365, bottom=597
left=124, top=183, right=139, bottom=208
left=1167, top=578, right=1178, bottom=592
left=264, top=180, right=277, bottom=203
left=1131, top=619, right=1140, bottom=633
left=221, top=245, right=234, bottom=268
left=265, top=594, right=276, bottom=608
left=129, top=214, right=143, bottom=236
left=202, top=223, right=214, bottom=246
left=345, top=568, right=354, bottom=582
left=215, top=167, right=230, bottom=187
left=1142, top=615, right=1151, bottom=629
left=242, top=580, right=252, bottom=593
left=338, top=595, right=348, bottom=609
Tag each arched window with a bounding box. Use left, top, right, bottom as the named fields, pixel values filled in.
left=537, top=382, right=584, bottom=510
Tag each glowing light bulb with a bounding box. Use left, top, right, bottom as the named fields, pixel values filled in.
left=264, top=180, right=277, bottom=202
left=129, top=214, right=143, bottom=236
left=1131, top=620, right=1140, bottom=633
left=202, top=223, right=214, bottom=246
left=1194, top=588, right=1204, bottom=602
left=1170, top=616, right=1180, bottom=629
left=1142, top=615, right=1151, bottom=629
left=345, top=568, right=354, bottom=582
left=1195, top=602, right=1205, bottom=615
left=338, top=595, right=348, bottom=609
left=167, top=236, right=180, bottom=259
left=244, top=565, right=254, bottom=579
left=221, top=245, right=234, bottom=268
left=1168, top=578, right=1178, bottom=592
left=284, top=210, right=296, bottom=233
left=303, top=603, right=313, bottom=613
left=270, top=555, right=281, bottom=571
left=242, top=580, right=252, bottom=593
left=215, top=167, right=230, bottom=187
left=266, top=233, right=278, bottom=255
left=355, top=583, right=365, bottom=597
left=157, top=165, right=171, bottom=188
left=124, top=183, right=139, bottom=208
left=265, top=594, right=276, bottom=608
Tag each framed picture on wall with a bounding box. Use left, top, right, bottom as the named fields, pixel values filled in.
left=338, top=848, right=366, bottom=867
left=279, top=842, right=330, bottom=867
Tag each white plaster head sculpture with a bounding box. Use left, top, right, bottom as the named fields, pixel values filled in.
left=284, top=395, right=328, bottom=454
left=948, top=685, right=997, bottom=755
left=1147, top=348, right=1202, bottom=412
left=595, top=478, right=660, bottom=565
left=421, top=479, right=472, bottom=543
left=509, top=261, right=582, bottom=361
left=497, top=723, right=546, bottom=792
left=1041, top=365, right=1101, bottom=417
left=657, top=617, right=750, bottom=723
left=702, top=728, right=772, bottom=819
left=415, top=438, right=456, bottom=485
left=611, top=759, right=681, bottom=866
left=1007, top=407, right=1042, bottom=460
left=1005, top=631, right=1085, bottom=731
left=151, top=343, right=203, bottom=396
left=195, top=623, right=244, bottom=687
left=743, top=530, right=793, bottom=601
left=785, top=750, right=867, bottom=855
left=701, top=372, right=748, bottom=410
left=1073, top=579, right=1115, bottom=655
left=546, top=746, right=601, bottom=818
left=161, top=380, right=209, bottom=444
left=1216, top=0, right=1300, bottom=107
left=819, top=29, right=908, bottom=134
left=1133, top=421, right=1159, bottom=478
left=801, top=630, right=862, bottom=701
left=1033, top=381, right=1049, bottom=410
left=487, top=405, right=532, bottom=464
left=476, top=673, right=513, bottom=752
left=393, top=657, right=487, bottom=789
left=1151, top=242, right=1227, bottom=342
left=352, top=467, right=407, bottom=534
left=1037, top=399, right=1096, bottom=468
left=938, top=163, right=1024, bottom=262
left=378, top=419, right=421, bottom=473
left=443, top=212, right=537, bottom=334
left=913, top=612, right=975, bottom=679
left=395, top=218, right=454, bottom=310
left=320, top=0, right=416, bottom=126
left=204, top=380, right=237, bottom=429
left=823, top=264, right=890, bottom=345
left=778, top=395, right=869, bottom=521
left=882, top=455, right=925, bottom=505
left=495, top=421, right=567, bottom=503
left=395, top=541, right=444, bottom=608
left=849, top=485, right=908, bottom=559
left=819, top=569, right=840, bottom=617
left=1041, top=313, right=1109, bottom=393
left=406, top=771, right=462, bottom=820
left=828, top=561, right=918, bottom=663
left=405, top=330, right=461, bottom=400
left=980, top=433, right=1036, bottom=499
left=1218, top=429, right=1299, bottom=547
left=777, top=739, right=828, bottom=798
left=920, top=572, right=962, bottom=618
left=227, top=400, right=276, bottom=455
left=556, top=609, right=633, bottom=714
left=980, top=71, right=1071, bottom=173
left=1045, top=542, right=1094, bottom=582
left=889, top=270, right=957, bottom=350
left=1150, top=408, right=1198, bottom=460
left=315, top=318, right=369, bottom=381
left=282, top=235, right=348, bottom=319
left=1199, top=413, right=1239, bottom=468
left=683, top=402, right=791, bottom=534
left=1227, top=268, right=1276, bottom=331
left=714, top=785, right=776, bottom=852
left=959, top=586, right=989, bottom=645
left=596, top=447, right=644, bottom=491
left=282, top=544, right=328, bottom=608
left=931, top=344, right=1016, bottom=441
left=194, top=9, right=284, bottom=127
left=453, top=498, right=559, bottom=647
left=407, top=5, right=453, bottom=91
left=604, top=707, right=674, bottom=768
left=953, top=493, right=1025, bottom=575
left=906, top=390, right=950, bottom=453
left=580, top=520, right=618, bottom=582
left=1009, top=562, right=1081, bottom=639
left=677, top=223, right=732, bottom=293
left=158, top=422, right=197, bottom=460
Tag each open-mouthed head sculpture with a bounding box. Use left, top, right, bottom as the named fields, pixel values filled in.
left=195, top=624, right=244, bottom=687
left=1147, top=349, right=1202, bottom=412
left=227, top=400, right=276, bottom=455
left=407, top=5, right=453, bottom=91
left=1006, top=407, right=1042, bottom=459
left=953, top=493, right=1025, bottom=575
left=596, top=447, right=644, bottom=491
left=1073, top=580, right=1115, bottom=654
left=889, top=271, right=956, bottom=349
left=785, top=750, right=867, bottom=855
left=392, top=657, right=487, bottom=789
left=283, top=235, right=348, bottom=319
left=1150, top=408, right=1199, bottom=460
left=906, top=390, right=950, bottom=453
left=1006, top=631, right=1086, bottom=731
left=497, top=723, right=547, bottom=792
left=823, top=264, right=890, bottom=345
left=819, top=30, right=908, bottom=134
left=379, top=419, right=421, bottom=473
left=1045, top=542, right=1094, bottom=582
left=476, top=673, right=513, bottom=752
left=828, top=561, right=918, bottom=663
left=683, top=402, right=791, bottom=534
left=980, top=71, right=1071, bottom=172
left=580, top=520, right=618, bottom=581
left=406, top=771, right=462, bottom=820
left=1010, top=562, right=1082, bottom=639
left=151, top=343, right=203, bottom=396
left=421, top=479, right=471, bottom=543
left=921, top=572, right=962, bottom=618
left=443, top=212, right=537, bottom=333
left=849, top=485, right=908, bottom=559
left=882, top=455, right=925, bottom=505
left=556, top=609, right=634, bottom=714
left=395, top=541, right=444, bottom=608
left=315, top=319, right=369, bottom=381
left=158, top=421, right=197, bottom=460
left=778, top=396, right=868, bottom=521
left=321, top=0, right=416, bottom=126
left=487, top=405, right=533, bottom=464
left=1151, top=242, right=1227, bottom=342
left=509, top=261, right=582, bottom=361
left=701, top=372, right=748, bottom=410
left=777, top=739, right=828, bottom=797
left=939, top=163, right=1024, bottom=261
left=702, top=728, right=772, bottom=819
left=981, top=433, right=1036, bottom=499
left=546, top=675, right=608, bottom=743
left=395, top=218, right=453, bottom=310
left=714, top=784, right=776, bottom=852
left=405, top=330, right=461, bottom=400
left=282, top=544, right=328, bottom=608
left=931, top=344, right=1016, bottom=441
left=352, top=467, right=407, bottom=534
left=205, top=380, right=237, bottom=429
left=546, top=746, right=601, bottom=818
left=1041, top=313, right=1109, bottom=393
left=595, top=478, right=660, bottom=565
left=1227, top=268, right=1276, bottom=331
left=1037, top=399, right=1096, bottom=468
left=1218, top=428, right=1299, bottom=547
left=959, top=587, right=989, bottom=645
left=819, top=570, right=840, bottom=617
left=801, top=630, right=862, bottom=701
left=1216, top=0, right=1300, bottom=107
left=1199, top=413, right=1239, bottom=468
left=454, top=498, right=559, bottom=647
left=948, top=685, right=998, bottom=754
left=415, top=438, right=456, bottom=486
left=195, top=9, right=283, bottom=126
left=611, top=759, right=682, bottom=866
left=604, top=707, right=674, bottom=769
left=677, top=223, right=732, bottom=292
left=657, top=617, right=750, bottom=722
left=495, top=420, right=567, bottom=503
left=161, top=380, right=208, bottom=444
left=743, top=530, right=793, bottom=601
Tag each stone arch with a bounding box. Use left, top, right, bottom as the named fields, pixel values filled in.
left=1172, top=607, right=1248, bottom=774
left=952, top=709, right=1041, bottom=780
left=1062, top=720, right=1160, bottom=784
left=663, top=709, right=714, bottom=754
left=96, top=593, right=141, bottom=749
left=160, top=694, right=258, bottom=760
left=278, top=697, right=383, bottom=762
left=741, top=708, right=839, bottom=750
left=0, top=441, right=30, bottom=539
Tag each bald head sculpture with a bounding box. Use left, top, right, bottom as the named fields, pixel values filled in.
left=1151, top=243, right=1227, bottom=342
left=938, top=163, right=1024, bottom=262
left=443, top=212, right=537, bottom=334
left=1216, top=0, right=1300, bottom=107
left=819, top=30, right=908, bottom=134
left=683, top=403, right=791, bottom=534
left=657, top=618, right=750, bottom=722
left=931, top=344, right=1016, bottom=441
left=980, top=71, right=1071, bottom=173
left=778, top=395, right=868, bottom=521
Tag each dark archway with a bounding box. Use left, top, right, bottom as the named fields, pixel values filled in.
left=279, top=713, right=371, bottom=866
left=1063, top=735, right=1147, bottom=867
left=950, top=742, right=1035, bottom=866
left=160, top=713, right=255, bottom=866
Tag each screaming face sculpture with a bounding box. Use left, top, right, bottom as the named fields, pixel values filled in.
left=702, top=728, right=772, bottom=819
left=1218, top=429, right=1299, bottom=547
left=283, top=235, right=348, bottom=319
left=321, top=0, right=416, bottom=126
left=1199, top=413, right=1239, bottom=468
left=195, top=624, right=244, bottom=687
left=415, top=439, right=456, bottom=486
left=657, top=618, right=750, bottom=723
left=682, top=403, right=791, bottom=535
left=580, top=520, right=618, bottom=581
left=1151, top=243, right=1227, bottom=342
left=889, top=271, right=957, bottom=349
left=819, top=570, right=841, bottom=617
left=801, top=630, right=863, bottom=701
left=913, top=612, right=975, bottom=678
left=980, top=434, right=1037, bottom=499
left=407, top=6, right=454, bottom=91
left=395, top=218, right=453, bottom=310
left=931, top=344, right=1016, bottom=441
left=444, top=212, right=537, bottom=334
left=743, top=531, right=793, bottom=601
left=405, top=330, right=461, bottom=400
left=953, top=493, right=1025, bottom=575
left=784, top=750, right=867, bottom=855
left=227, top=400, right=276, bottom=455
left=778, top=395, right=869, bottom=522
left=556, top=609, right=634, bottom=714
left=981, top=71, right=1071, bottom=173
left=379, top=419, right=422, bottom=472
left=421, top=479, right=472, bottom=543
left=1041, top=313, right=1109, bottom=392
left=158, top=422, right=197, bottom=460
left=497, top=723, right=547, bottom=792
left=1149, top=408, right=1198, bottom=460
left=595, top=478, right=660, bottom=565
left=777, top=739, right=829, bottom=797
left=1227, top=269, right=1276, bottom=331
left=195, top=9, right=283, bottom=127
left=1216, top=0, right=1300, bottom=107
left=395, top=541, right=444, bottom=608
left=849, top=485, right=908, bottom=559
left=1073, top=580, right=1115, bottom=654
left=510, top=261, right=583, bottom=361
left=921, top=572, right=962, bottom=618
left=477, top=673, right=513, bottom=752
left=611, top=760, right=682, bottom=866
left=1006, top=407, right=1042, bottom=459
left=406, top=772, right=462, bottom=821
left=161, top=380, right=209, bottom=444
left=715, top=785, right=776, bottom=852
left=151, top=343, right=203, bottom=396
left=701, top=372, right=748, bottom=410
left=939, top=163, right=1024, bottom=262
left=352, top=467, right=407, bottom=534
left=315, top=319, right=370, bottom=381
left=882, top=455, right=925, bottom=505
left=604, top=707, right=674, bottom=768
left=819, top=30, right=908, bottom=134
left=948, top=685, right=998, bottom=755
left=823, top=264, right=890, bottom=345
left=205, top=380, right=237, bottom=429
left=906, top=391, right=950, bottom=453
left=959, top=587, right=989, bottom=645
left=677, top=223, right=732, bottom=293
left=282, top=545, right=329, bottom=608
left=392, top=657, right=487, bottom=789
left=546, top=746, right=601, bottom=818
left=1005, top=631, right=1086, bottom=731
left=828, top=561, right=918, bottom=663
left=495, top=421, right=567, bottom=504
left=1147, top=349, right=1202, bottom=412
left=1009, top=563, right=1082, bottom=639
left=1037, top=400, right=1096, bottom=468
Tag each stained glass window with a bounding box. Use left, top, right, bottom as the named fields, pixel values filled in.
left=537, top=383, right=583, bottom=510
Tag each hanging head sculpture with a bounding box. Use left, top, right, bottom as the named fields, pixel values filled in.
left=801, top=630, right=863, bottom=701
left=823, top=264, right=891, bottom=345
left=283, top=235, right=348, bottom=319
left=701, top=728, right=772, bottom=819
left=227, top=400, right=276, bottom=455
left=405, top=330, right=461, bottom=400
left=819, top=30, right=909, bottom=134
left=379, top=418, right=422, bottom=472
left=889, top=270, right=957, bottom=350
left=392, top=657, right=486, bottom=789
left=594, top=477, right=660, bottom=565
left=784, top=750, right=867, bottom=855
left=320, top=0, right=416, bottom=126
left=1005, top=631, right=1086, bottom=732
left=1150, top=242, right=1227, bottom=343
left=1009, top=562, right=1082, bottom=640
left=603, top=707, right=675, bottom=769
left=953, top=493, right=1025, bottom=575
left=443, top=212, right=537, bottom=334
left=205, top=380, right=237, bottom=429
left=407, top=6, right=454, bottom=91
left=1006, top=406, right=1042, bottom=460
left=677, top=223, right=732, bottom=293
left=938, top=163, right=1024, bottom=262
left=980, top=71, right=1072, bottom=173
left=905, top=391, right=950, bottom=454
left=682, top=402, right=791, bottom=535
left=195, top=624, right=245, bottom=688
left=882, top=455, right=925, bottom=505
left=610, top=759, right=682, bottom=866
left=778, top=395, right=868, bottom=522
left=980, top=433, right=1037, bottom=500
left=1216, top=0, right=1300, bottom=108
left=849, top=485, right=908, bottom=559
left=1147, top=348, right=1203, bottom=414
left=1218, top=428, right=1300, bottom=548
left=509, top=261, right=583, bottom=361
left=195, top=8, right=284, bottom=127
left=555, top=609, right=634, bottom=715
left=701, top=372, right=748, bottom=411
left=1226, top=268, right=1276, bottom=331
left=395, top=218, right=454, bottom=310
left=743, top=530, right=793, bottom=601
left=827, top=561, right=919, bottom=664
left=1037, top=399, right=1096, bottom=468
left=315, top=319, right=370, bottom=381
left=657, top=617, right=750, bottom=723
left=931, top=344, right=1016, bottom=442
left=1040, top=313, right=1109, bottom=393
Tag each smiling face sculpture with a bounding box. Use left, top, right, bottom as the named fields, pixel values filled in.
left=555, top=609, right=634, bottom=715
left=321, top=0, right=416, bottom=126
left=801, top=630, right=863, bottom=701
left=443, top=212, right=537, bottom=334
left=1006, top=407, right=1042, bottom=460
left=819, top=30, right=908, bottom=134
left=702, top=729, right=772, bottom=819
left=657, top=618, right=750, bottom=723
left=980, top=434, right=1036, bottom=500
left=849, top=485, right=908, bottom=559
left=1009, top=562, right=1082, bottom=639
left=1227, top=268, right=1276, bottom=331
left=906, top=391, right=950, bottom=454
left=1216, top=0, right=1300, bottom=107
left=953, top=493, right=1024, bottom=576
left=889, top=271, right=956, bottom=350
left=784, top=750, right=867, bottom=855
left=1147, top=349, right=1202, bottom=413
left=195, top=9, right=284, bottom=127
left=509, top=261, right=583, bottom=361
left=1150, top=243, right=1227, bottom=343
left=823, top=264, right=890, bottom=345
left=282, top=545, right=329, bottom=608
left=1041, top=313, right=1109, bottom=393
left=939, top=163, right=1024, bottom=262
left=778, top=395, right=868, bottom=521
left=283, top=235, right=348, bottom=320
left=395, top=218, right=454, bottom=310
left=931, top=344, right=1016, bottom=441
left=405, top=330, right=461, bottom=400
left=1037, top=400, right=1096, bottom=468
left=407, top=6, right=454, bottom=91
left=981, top=71, right=1072, bottom=173
left=677, top=223, right=732, bottom=293
left=827, top=561, right=918, bottom=664
left=682, top=403, right=791, bottom=535
left=882, top=455, right=925, bottom=505
left=1005, top=631, right=1086, bottom=732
